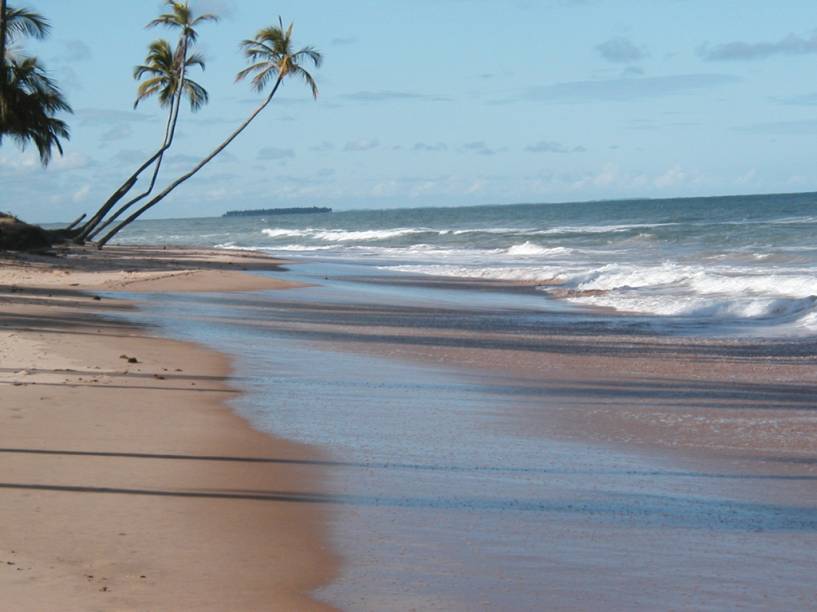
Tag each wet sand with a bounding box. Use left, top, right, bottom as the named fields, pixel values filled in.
left=135, top=264, right=817, bottom=610
left=5, top=247, right=815, bottom=609
left=0, top=247, right=336, bottom=611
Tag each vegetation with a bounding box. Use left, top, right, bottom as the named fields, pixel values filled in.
left=0, top=1, right=322, bottom=252
left=77, top=0, right=216, bottom=242
left=96, top=18, right=321, bottom=247
left=0, top=0, right=72, bottom=166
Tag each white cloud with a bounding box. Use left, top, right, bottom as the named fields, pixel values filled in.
left=72, top=184, right=91, bottom=203
left=344, top=139, right=379, bottom=152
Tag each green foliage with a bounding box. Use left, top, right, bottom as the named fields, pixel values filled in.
left=0, top=3, right=71, bottom=166
left=236, top=17, right=322, bottom=98
left=133, top=39, right=207, bottom=111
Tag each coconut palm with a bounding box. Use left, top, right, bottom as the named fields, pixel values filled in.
left=97, top=18, right=321, bottom=248
left=85, top=40, right=207, bottom=239
left=1, top=1, right=71, bottom=166
left=1, top=55, right=70, bottom=164
left=79, top=0, right=216, bottom=240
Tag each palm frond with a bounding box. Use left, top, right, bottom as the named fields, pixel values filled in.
left=183, top=78, right=208, bottom=111
left=2, top=55, right=71, bottom=165
left=185, top=52, right=206, bottom=71
left=234, top=19, right=321, bottom=98
left=293, top=46, right=322, bottom=68
left=291, top=65, right=319, bottom=99
left=5, top=7, right=50, bottom=40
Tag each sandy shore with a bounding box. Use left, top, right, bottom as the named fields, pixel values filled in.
left=0, top=246, right=336, bottom=611
left=136, top=271, right=817, bottom=609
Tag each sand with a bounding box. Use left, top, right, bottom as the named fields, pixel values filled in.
left=0, top=246, right=336, bottom=611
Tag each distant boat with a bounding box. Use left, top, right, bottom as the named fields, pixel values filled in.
left=222, top=206, right=332, bottom=218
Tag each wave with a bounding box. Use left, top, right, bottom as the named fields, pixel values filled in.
left=531, top=222, right=677, bottom=236
left=567, top=291, right=817, bottom=328
left=261, top=228, right=311, bottom=238
left=262, top=227, right=428, bottom=241
left=259, top=223, right=673, bottom=243
left=505, top=242, right=573, bottom=257
left=386, top=264, right=565, bottom=283
left=566, top=262, right=817, bottom=299
left=384, top=259, right=817, bottom=330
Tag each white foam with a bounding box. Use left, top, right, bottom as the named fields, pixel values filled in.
left=506, top=242, right=573, bottom=257
left=532, top=222, right=676, bottom=236
left=261, top=228, right=311, bottom=238
left=386, top=264, right=565, bottom=283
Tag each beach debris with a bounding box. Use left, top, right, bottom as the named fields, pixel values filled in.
left=120, top=354, right=139, bottom=364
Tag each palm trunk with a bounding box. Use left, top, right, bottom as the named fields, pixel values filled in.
left=79, top=36, right=190, bottom=241
left=97, top=76, right=283, bottom=248
left=87, top=91, right=180, bottom=239
left=0, top=0, right=8, bottom=101
left=65, top=212, right=86, bottom=230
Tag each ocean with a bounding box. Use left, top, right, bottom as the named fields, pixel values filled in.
left=116, top=191, right=817, bottom=337
left=110, top=191, right=817, bottom=609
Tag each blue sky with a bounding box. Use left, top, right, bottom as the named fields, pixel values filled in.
left=3, top=0, right=817, bottom=222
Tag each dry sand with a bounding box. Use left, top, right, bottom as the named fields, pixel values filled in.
left=0, top=246, right=336, bottom=611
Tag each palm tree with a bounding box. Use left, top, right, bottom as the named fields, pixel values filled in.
left=1, top=1, right=71, bottom=166
left=2, top=55, right=70, bottom=165
left=96, top=18, right=321, bottom=248
left=85, top=40, right=207, bottom=240
left=78, top=0, right=216, bottom=240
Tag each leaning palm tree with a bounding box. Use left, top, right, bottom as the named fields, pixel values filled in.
left=1, top=1, right=71, bottom=166
left=96, top=18, right=321, bottom=247
left=78, top=0, right=216, bottom=240
left=85, top=40, right=207, bottom=240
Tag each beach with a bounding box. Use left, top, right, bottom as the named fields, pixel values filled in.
left=0, top=247, right=336, bottom=611
left=2, top=242, right=816, bottom=610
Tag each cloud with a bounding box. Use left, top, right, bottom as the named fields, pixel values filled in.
left=310, top=141, right=335, bottom=152
left=72, top=184, right=91, bottom=203
left=75, top=108, right=156, bottom=126
left=773, top=92, right=817, bottom=105
left=413, top=142, right=448, bottom=152
left=525, top=140, right=586, bottom=153
left=99, top=124, right=133, bottom=146
left=595, top=37, right=646, bottom=63
left=340, top=90, right=450, bottom=103
left=257, top=147, right=295, bottom=160
left=501, top=73, right=739, bottom=104
left=461, top=141, right=505, bottom=156
left=50, top=152, right=93, bottom=172
left=653, top=164, right=686, bottom=189
left=733, top=119, right=817, bottom=134
left=164, top=153, right=201, bottom=170
left=566, top=162, right=700, bottom=192
left=113, top=149, right=148, bottom=165
left=193, top=0, right=237, bottom=19
left=621, top=66, right=644, bottom=77
left=344, top=139, right=379, bottom=152
left=61, top=40, right=92, bottom=62
left=331, top=36, right=357, bottom=46
left=699, top=31, right=817, bottom=61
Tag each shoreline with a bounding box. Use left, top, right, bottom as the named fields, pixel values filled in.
left=0, top=246, right=337, bottom=610
left=149, top=263, right=817, bottom=609
left=4, top=245, right=816, bottom=608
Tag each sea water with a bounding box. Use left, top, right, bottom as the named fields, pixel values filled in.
left=114, top=191, right=817, bottom=337
left=107, top=192, right=817, bottom=608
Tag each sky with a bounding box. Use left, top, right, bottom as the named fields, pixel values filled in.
left=3, top=0, right=817, bottom=222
